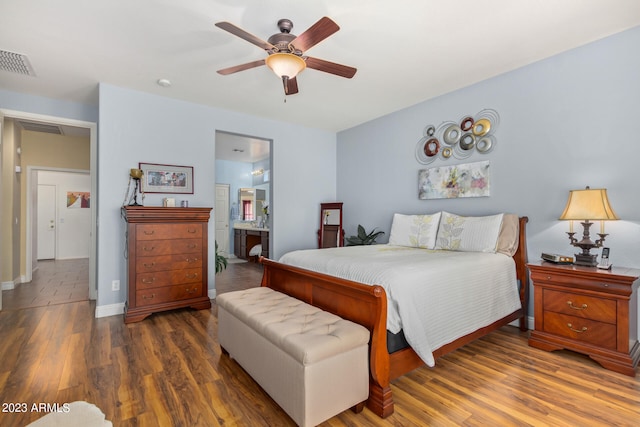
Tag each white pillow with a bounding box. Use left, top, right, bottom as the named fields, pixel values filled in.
left=389, top=212, right=441, bottom=249
left=435, top=212, right=504, bottom=253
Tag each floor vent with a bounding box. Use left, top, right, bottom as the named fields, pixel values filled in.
left=17, top=121, right=64, bottom=135
left=0, top=50, right=36, bottom=76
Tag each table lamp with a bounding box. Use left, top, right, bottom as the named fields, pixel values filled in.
left=559, top=186, right=619, bottom=266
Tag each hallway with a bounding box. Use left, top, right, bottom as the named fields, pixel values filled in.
left=2, top=259, right=89, bottom=310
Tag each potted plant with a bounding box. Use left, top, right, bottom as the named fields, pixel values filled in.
left=346, top=225, right=385, bottom=246
left=215, top=241, right=228, bottom=274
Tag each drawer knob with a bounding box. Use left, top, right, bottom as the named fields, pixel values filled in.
left=143, top=262, right=156, bottom=268
left=186, top=273, right=199, bottom=279
left=567, top=323, right=588, bottom=333
left=188, top=229, right=197, bottom=234
left=142, top=278, right=156, bottom=284
left=142, top=293, right=156, bottom=300
left=186, top=258, right=198, bottom=263
left=143, top=246, right=155, bottom=252
left=143, top=230, right=155, bottom=235
left=567, top=301, right=587, bottom=310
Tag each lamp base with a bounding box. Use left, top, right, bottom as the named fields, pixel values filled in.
left=574, top=253, right=598, bottom=267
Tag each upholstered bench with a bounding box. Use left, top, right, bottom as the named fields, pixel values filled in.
left=217, top=286, right=370, bottom=427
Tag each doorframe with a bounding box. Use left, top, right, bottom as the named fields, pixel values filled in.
left=215, top=183, right=231, bottom=257
left=1, top=109, right=98, bottom=301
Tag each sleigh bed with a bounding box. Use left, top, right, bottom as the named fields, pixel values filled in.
left=259, top=214, right=529, bottom=418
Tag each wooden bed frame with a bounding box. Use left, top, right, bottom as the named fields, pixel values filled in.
left=259, top=216, right=529, bottom=418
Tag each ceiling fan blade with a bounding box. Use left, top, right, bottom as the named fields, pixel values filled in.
left=290, top=17, right=339, bottom=52
left=282, top=76, right=299, bottom=95
left=304, top=57, right=357, bottom=78
left=215, top=21, right=276, bottom=51
left=217, top=59, right=266, bottom=75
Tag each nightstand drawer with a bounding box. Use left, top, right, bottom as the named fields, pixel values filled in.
left=543, top=312, right=616, bottom=350
left=543, top=289, right=616, bottom=323
left=530, top=271, right=621, bottom=292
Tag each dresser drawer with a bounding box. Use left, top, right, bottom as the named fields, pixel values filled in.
left=542, top=289, right=616, bottom=323
left=136, top=283, right=203, bottom=307
left=543, top=311, right=617, bottom=350
left=136, top=223, right=202, bottom=240
left=136, top=254, right=203, bottom=273
left=136, top=238, right=202, bottom=256
left=136, top=268, right=203, bottom=289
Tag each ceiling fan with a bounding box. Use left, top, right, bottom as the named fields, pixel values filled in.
left=215, top=17, right=357, bottom=95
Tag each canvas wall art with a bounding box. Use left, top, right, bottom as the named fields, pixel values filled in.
left=418, top=160, right=490, bottom=200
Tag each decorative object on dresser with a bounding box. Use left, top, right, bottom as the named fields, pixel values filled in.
left=121, top=206, right=212, bottom=323
left=318, top=202, right=344, bottom=248
left=123, top=168, right=144, bottom=206
left=559, top=186, right=619, bottom=267
left=528, top=261, right=640, bottom=376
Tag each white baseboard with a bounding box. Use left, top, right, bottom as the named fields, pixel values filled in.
left=95, top=302, right=125, bottom=318
left=509, top=315, right=534, bottom=330
left=208, top=288, right=217, bottom=299
left=1, top=281, right=15, bottom=291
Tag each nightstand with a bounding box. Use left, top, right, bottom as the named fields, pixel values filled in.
left=528, top=261, right=640, bottom=376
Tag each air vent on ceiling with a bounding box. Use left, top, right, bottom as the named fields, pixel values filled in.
left=0, top=50, right=36, bottom=76
left=17, top=121, right=64, bottom=135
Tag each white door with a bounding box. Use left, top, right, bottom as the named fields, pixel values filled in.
left=215, top=184, right=230, bottom=256
left=37, top=184, right=56, bottom=260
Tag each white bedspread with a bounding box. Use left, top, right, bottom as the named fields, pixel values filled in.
left=279, top=245, right=521, bottom=367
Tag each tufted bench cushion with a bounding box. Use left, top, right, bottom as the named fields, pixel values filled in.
left=217, top=286, right=370, bottom=426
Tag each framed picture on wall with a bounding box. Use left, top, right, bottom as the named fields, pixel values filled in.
left=139, top=162, right=194, bottom=194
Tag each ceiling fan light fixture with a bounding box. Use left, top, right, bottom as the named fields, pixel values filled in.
left=265, top=53, right=306, bottom=78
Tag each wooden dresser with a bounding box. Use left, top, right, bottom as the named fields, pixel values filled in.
left=528, top=261, right=640, bottom=376
left=122, top=206, right=212, bottom=323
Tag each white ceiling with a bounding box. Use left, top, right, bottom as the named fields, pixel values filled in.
left=2, top=0, right=640, bottom=135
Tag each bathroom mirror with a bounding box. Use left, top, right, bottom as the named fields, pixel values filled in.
left=318, top=202, right=344, bottom=248
left=238, top=188, right=265, bottom=221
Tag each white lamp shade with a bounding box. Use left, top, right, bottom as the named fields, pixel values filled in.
left=559, top=187, right=619, bottom=220
left=265, top=53, right=306, bottom=78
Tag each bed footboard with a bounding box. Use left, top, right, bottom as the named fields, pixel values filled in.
left=259, top=257, right=394, bottom=418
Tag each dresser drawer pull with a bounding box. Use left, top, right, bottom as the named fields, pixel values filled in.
left=567, top=301, right=587, bottom=310
left=142, top=278, right=156, bottom=284
left=186, top=273, right=199, bottom=279
left=187, top=244, right=197, bottom=249
left=142, top=293, right=156, bottom=300
left=143, top=246, right=156, bottom=252
left=567, top=323, right=588, bottom=333
left=186, top=258, right=198, bottom=263
left=143, top=262, right=156, bottom=268
left=188, top=229, right=197, bottom=234
left=143, top=230, right=155, bottom=235
left=185, top=287, right=197, bottom=294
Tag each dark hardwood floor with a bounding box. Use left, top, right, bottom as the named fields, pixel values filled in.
left=1, top=261, right=638, bottom=426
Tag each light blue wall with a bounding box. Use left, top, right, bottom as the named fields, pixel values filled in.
left=0, top=89, right=98, bottom=122
left=98, top=83, right=336, bottom=306
left=337, top=26, right=640, bottom=278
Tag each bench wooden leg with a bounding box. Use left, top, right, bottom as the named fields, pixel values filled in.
left=351, top=401, right=366, bottom=414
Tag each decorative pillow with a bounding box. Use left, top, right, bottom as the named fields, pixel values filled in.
left=435, top=212, right=504, bottom=253
left=496, top=214, right=519, bottom=256
left=388, top=212, right=441, bottom=249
